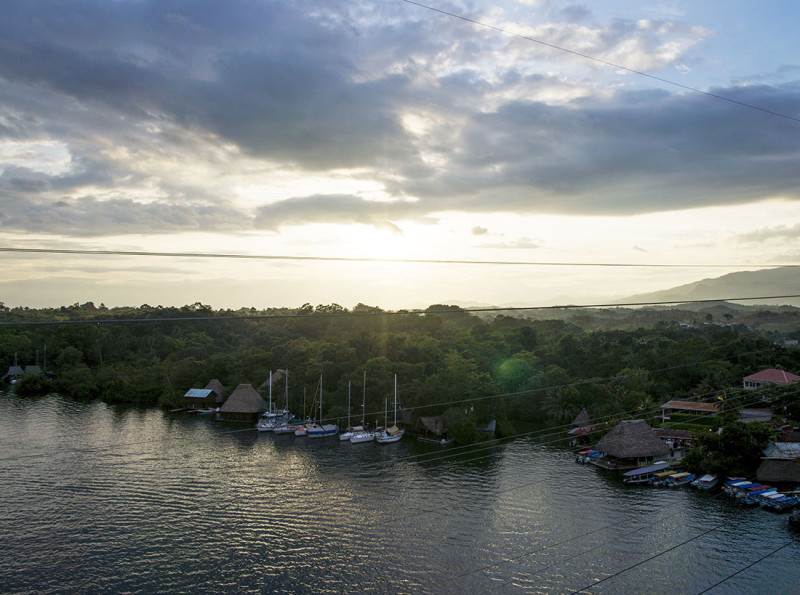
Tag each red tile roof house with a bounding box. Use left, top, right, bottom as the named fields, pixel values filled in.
left=742, top=369, right=800, bottom=390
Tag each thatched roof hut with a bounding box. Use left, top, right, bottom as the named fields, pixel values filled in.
left=258, top=370, right=286, bottom=393
left=594, top=419, right=669, bottom=466
left=756, top=459, right=800, bottom=484
left=2, top=365, right=24, bottom=381
left=204, top=378, right=226, bottom=404
left=416, top=415, right=447, bottom=437
left=572, top=408, right=591, bottom=427
left=220, top=384, right=265, bottom=422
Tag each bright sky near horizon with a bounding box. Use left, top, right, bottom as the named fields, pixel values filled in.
left=1, top=0, right=798, bottom=310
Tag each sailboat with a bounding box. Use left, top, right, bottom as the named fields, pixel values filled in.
left=350, top=371, right=374, bottom=444
left=339, top=382, right=363, bottom=441
left=294, top=387, right=311, bottom=436
left=306, top=375, right=339, bottom=438
left=375, top=374, right=404, bottom=444
left=273, top=371, right=300, bottom=434
left=256, top=370, right=281, bottom=431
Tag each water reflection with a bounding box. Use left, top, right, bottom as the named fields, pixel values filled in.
left=2, top=392, right=799, bottom=594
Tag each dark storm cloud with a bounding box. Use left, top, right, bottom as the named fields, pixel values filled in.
left=0, top=0, right=798, bottom=236
left=395, top=84, right=800, bottom=214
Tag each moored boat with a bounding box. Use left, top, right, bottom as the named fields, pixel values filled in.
left=306, top=374, right=338, bottom=439
left=375, top=375, right=404, bottom=444
left=622, top=462, right=671, bottom=484
left=690, top=474, right=718, bottom=490
left=665, top=472, right=695, bottom=487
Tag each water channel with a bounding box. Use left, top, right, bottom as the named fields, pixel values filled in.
left=1, top=392, right=798, bottom=594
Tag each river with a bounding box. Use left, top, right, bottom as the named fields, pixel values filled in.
left=1, top=392, right=798, bottom=594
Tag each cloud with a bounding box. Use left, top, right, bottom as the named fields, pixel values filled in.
left=736, top=223, right=800, bottom=243
left=254, top=194, right=438, bottom=233
left=472, top=226, right=489, bottom=235
left=0, top=0, right=797, bottom=238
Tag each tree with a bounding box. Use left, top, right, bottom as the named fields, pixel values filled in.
left=684, top=421, right=775, bottom=477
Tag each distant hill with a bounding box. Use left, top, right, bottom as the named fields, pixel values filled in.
left=618, top=267, right=800, bottom=308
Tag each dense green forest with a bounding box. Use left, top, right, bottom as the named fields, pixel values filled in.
left=3, top=301, right=800, bottom=444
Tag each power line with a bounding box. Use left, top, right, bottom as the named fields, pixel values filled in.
left=398, top=0, right=800, bottom=124
left=1, top=246, right=798, bottom=269
left=568, top=524, right=724, bottom=594
left=696, top=541, right=794, bottom=594
left=2, top=294, right=799, bottom=326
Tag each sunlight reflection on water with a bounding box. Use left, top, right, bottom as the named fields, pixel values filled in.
left=1, top=392, right=799, bottom=594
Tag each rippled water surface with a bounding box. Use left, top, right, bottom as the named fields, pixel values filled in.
left=1, top=392, right=799, bottom=594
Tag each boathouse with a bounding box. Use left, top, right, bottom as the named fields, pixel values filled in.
left=220, top=384, right=265, bottom=423
left=593, top=419, right=670, bottom=469
left=184, top=388, right=217, bottom=409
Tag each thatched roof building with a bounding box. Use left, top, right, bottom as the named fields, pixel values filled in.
left=756, top=459, right=800, bottom=484
left=416, top=415, right=447, bottom=437
left=204, top=378, right=226, bottom=404
left=2, top=365, right=24, bottom=381
left=220, top=384, right=265, bottom=422
left=572, top=408, right=591, bottom=427
left=258, top=370, right=286, bottom=393
left=594, top=420, right=669, bottom=467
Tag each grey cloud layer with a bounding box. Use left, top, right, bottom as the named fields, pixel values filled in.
left=0, top=0, right=798, bottom=237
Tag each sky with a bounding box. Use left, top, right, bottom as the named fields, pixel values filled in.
left=1, top=0, right=799, bottom=311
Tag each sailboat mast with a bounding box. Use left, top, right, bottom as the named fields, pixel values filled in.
left=268, top=370, right=272, bottom=413
left=362, top=370, right=366, bottom=425
left=284, top=369, right=289, bottom=411
left=393, top=374, right=397, bottom=426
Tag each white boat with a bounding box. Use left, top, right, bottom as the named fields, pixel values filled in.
left=307, top=374, right=338, bottom=439
left=349, top=372, right=374, bottom=443
left=339, top=382, right=359, bottom=440
left=350, top=428, right=375, bottom=443
left=690, top=474, right=718, bottom=490
left=256, top=370, right=280, bottom=432
left=375, top=375, right=404, bottom=444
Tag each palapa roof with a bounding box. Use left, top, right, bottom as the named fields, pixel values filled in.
left=744, top=368, right=800, bottom=384
left=416, top=415, right=447, bottom=436
left=23, top=365, right=43, bottom=375
left=258, top=370, right=286, bottom=391
left=571, top=408, right=591, bottom=427
left=204, top=378, right=225, bottom=398
left=220, top=384, right=265, bottom=414
left=756, top=459, right=800, bottom=483
left=660, top=400, right=719, bottom=413
left=594, top=420, right=670, bottom=460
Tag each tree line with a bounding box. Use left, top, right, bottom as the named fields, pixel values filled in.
left=2, top=301, right=800, bottom=444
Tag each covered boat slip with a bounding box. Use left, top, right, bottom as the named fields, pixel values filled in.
left=622, top=462, right=672, bottom=484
